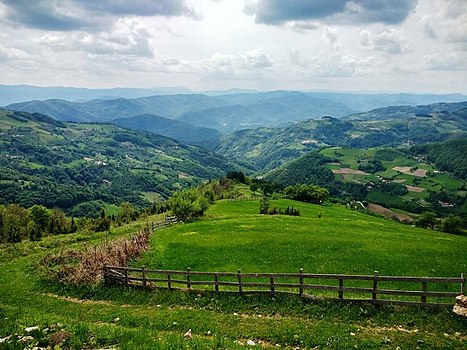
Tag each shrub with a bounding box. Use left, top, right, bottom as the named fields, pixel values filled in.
left=169, top=188, right=209, bottom=221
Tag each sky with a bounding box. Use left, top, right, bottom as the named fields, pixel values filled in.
left=0, top=0, right=466, bottom=94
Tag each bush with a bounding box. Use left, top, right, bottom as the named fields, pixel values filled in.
left=169, top=188, right=209, bottom=221
left=440, top=215, right=464, bottom=235
left=259, top=197, right=269, bottom=214
left=414, top=212, right=437, bottom=229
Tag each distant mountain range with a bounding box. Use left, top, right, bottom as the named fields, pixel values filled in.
left=113, top=114, right=221, bottom=145
left=3, top=84, right=466, bottom=146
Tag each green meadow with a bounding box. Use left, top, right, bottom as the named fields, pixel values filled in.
left=0, top=199, right=466, bottom=349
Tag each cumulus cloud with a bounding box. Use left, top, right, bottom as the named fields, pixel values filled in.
left=422, top=52, right=466, bottom=71
left=202, top=48, right=274, bottom=73
left=0, top=0, right=196, bottom=31
left=360, top=29, right=412, bottom=54
left=34, top=18, right=155, bottom=57
left=421, top=0, right=467, bottom=44
left=289, top=49, right=375, bottom=77
left=245, top=0, right=417, bottom=27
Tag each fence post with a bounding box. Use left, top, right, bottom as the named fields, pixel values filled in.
left=215, top=273, right=219, bottom=293
left=270, top=275, right=275, bottom=297
left=186, top=267, right=191, bottom=289
left=103, top=266, right=110, bottom=285
left=167, top=274, right=171, bottom=290
left=238, top=269, right=243, bottom=294
left=142, top=265, right=147, bottom=287
left=299, top=268, right=304, bottom=297
left=372, top=271, right=379, bottom=303
left=338, top=276, right=344, bottom=300
left=461, top=273, right=466, bottom=295
left=124, top=268, right=129, bottom=286
left=421, top=278, right=427, bottom=304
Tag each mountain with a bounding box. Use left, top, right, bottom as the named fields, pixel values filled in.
left=7, top=94, right=226, bottom=122
left=212, top=102, right=467, bottom=172
left=112, top=114, right=222, bottom=144
left=0, top=109, right=240, bottom=216
left=0, top=84, right=194, bottom=105
left=303, top=92, right=467, bottom=112
left=344, top=101, right=467, bottom=122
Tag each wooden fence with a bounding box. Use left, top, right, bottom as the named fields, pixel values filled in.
left=227, top=196, right=263, bottom=202
left=104, top=266, right=466, bottom=307
left=150, top=216, right=178, bottom=230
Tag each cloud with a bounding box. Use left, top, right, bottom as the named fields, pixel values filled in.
left=245, top=0, right=417, bottom=27
left=0, top=0, right=196, bottom=31
left=76, top=0, right=196, bottom=17
left=202, top=48, right=274, bottom=73
left=360, top=29, right=412, bottom=54
left=34, top=18, right=155, bottom=57
left=289, top=49, right=375, bottom=77
left=422, top=52, right=466, bottom=71
left=421, top=0, right=467, bottom=44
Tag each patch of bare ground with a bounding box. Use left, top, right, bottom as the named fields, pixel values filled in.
left=392, top=167, right=427, bottom=177
left=406, top=185, right=424, bottom=193
left=332, top=168, right=368, bottom=175
left=368, top=203, right=413, bottom=223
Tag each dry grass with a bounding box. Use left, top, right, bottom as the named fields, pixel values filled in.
left=40, top=228, right=151, bottom=285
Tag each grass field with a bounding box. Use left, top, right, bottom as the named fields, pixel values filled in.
left=1, top=200, right=466, bottom=349
left=138, top=199, right=466, bottom=277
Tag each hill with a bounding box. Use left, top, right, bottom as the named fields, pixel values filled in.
left=0, top=84, right=195, bottom=105
left=1, top=199, right=466, bottom=349
left=265, top=145, right=466, bottom=217
left=212, top=102, right=467, bottom=171
left=112, top=114, right=222, bottom=144
left=0, top=109, right=237, bottom=215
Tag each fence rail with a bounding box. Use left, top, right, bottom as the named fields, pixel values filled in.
left=227, top=196, right=265, bottom=202
left=104, top=266, right=465, bottom=307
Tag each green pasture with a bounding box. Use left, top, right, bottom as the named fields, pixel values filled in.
left=0, top=201, right=466, bottom=349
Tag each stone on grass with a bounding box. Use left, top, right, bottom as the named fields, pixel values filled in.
left=184, top=329, right=192, bottom=339
left=25, top=326, right=39, bottom=333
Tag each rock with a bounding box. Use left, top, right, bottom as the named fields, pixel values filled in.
left=0, top=335, right=12, bottom=343
left=452, top=304, right=467, bottom=317
left=455, top=295, right=467, bottom=307
left=19, top=335, right=34, bottom=343
left=24, top=326, right=39, bottom=333
left=247, top=339, right=256, bottom=346
left=183, top=329, right=192, bottom=339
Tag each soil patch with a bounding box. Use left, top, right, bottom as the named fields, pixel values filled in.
left=392, top=167, right=427, bottom=177
left=332, top=168, right=368, bottom=175
left=368, top=203, right=413, bottom=223
left=406, top=185, right=424, bottom=193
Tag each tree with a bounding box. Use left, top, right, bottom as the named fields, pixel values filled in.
left=28, top=205, right=50, bottom=241
left=414, top=212, right=437, bottom=229
left=284, top=184, right=329, bottom=204
left=169, top=188, right=209, bottom=221
left=118, top=202, right=134, bottom=224
left=259, top=197, right=269, bottom=214
left=49, top=208, right=68, bottom=235
left=29, top=205, right=50, bottom=232
left=94, top=207, right=111, bottom=232
left=440, top=215, right=464, bottom=235
left=226, top=171, right=246, bottom=184
left=69, top=216, right=77, bottom=233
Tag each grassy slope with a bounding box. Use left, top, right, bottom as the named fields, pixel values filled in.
left=138, top=199, right=467, bottom=276
left=1, top=202, right=466, bottom=349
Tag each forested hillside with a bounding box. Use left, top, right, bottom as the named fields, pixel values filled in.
left=0, top=109, right=237, bottom=216
left=213, top=102, right=467, bottom=171
left=410, top=140, right=467, bottom=179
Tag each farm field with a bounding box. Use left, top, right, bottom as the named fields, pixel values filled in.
left=0, top=200, right=466, bottom=349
